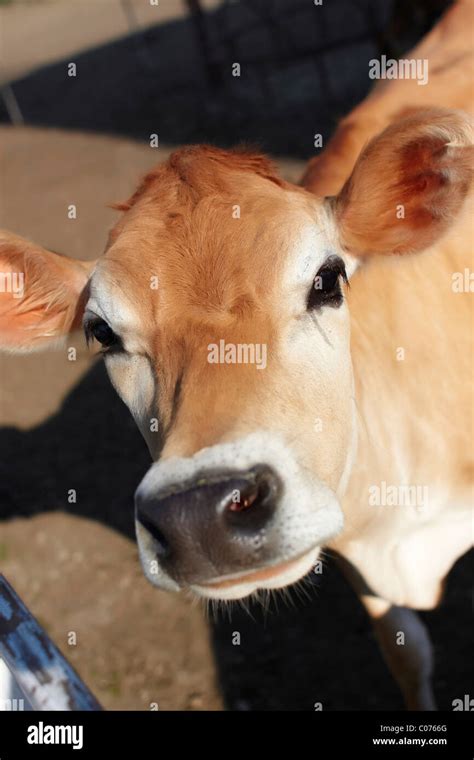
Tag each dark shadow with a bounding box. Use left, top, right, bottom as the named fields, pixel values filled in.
left=0, top=362, right=147, bottom=539
left=210, top=551, right=473, bottom=710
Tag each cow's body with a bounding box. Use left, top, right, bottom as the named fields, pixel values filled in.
left=335, top=212, right=473, bottom=610
left=302, top=0, right=474, bottom=707
left=302, top=0, right=474, bottom=612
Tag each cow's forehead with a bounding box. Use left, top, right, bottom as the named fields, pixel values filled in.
left=98, top=185, right=323, bottom=317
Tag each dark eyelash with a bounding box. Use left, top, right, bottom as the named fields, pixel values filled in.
left=83, top=321, right=95, bottom=347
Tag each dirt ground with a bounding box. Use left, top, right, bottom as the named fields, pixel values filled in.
left=0, top=513, right=221, bottom=710
left=0, top=125, right=472, bottom=711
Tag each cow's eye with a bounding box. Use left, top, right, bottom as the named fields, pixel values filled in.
left=307, top=256, right=348, bottom=310
left=85, top=318, right=120, bottom=349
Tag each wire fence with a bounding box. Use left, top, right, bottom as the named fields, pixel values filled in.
left=1, top=0, right=453, bottom=155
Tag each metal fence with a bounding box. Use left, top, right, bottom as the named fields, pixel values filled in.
left=0, top=575, right=101, bottom=711
left=0, top=0, right=452, bottom=158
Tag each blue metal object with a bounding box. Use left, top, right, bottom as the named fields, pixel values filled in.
left=0, top=575, right=102, bottom=711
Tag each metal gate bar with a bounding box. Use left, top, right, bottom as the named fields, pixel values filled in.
left=0, top=575, right=102, bottom=711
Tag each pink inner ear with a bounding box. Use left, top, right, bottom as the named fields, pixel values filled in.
left=0, top=276, right=77, bottom=350
left=0, top=239, right=94, bottom=351
left=335, top=109, right=473, bottom=257
left=397, top=135, right=472, bottom=237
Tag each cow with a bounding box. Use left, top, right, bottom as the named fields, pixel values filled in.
left=0, top=0, right=472, bottom=710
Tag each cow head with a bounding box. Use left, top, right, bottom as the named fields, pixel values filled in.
left=1, top=109, right=471, bottom=599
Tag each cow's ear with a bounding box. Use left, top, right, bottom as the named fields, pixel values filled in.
left=0, top=230, right=95, bottom=351
left=333, top=109, right=473, bottom=257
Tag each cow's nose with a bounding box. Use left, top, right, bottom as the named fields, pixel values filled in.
left=135, top=466, right=281, bottom=585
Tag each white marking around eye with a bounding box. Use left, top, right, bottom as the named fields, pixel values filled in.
left=85, top=269, right=145, bottom=353
left=288, top=212, right=359, bottom=294
left=292, top=225, right=331, bottom=285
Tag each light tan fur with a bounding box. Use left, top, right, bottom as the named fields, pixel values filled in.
left=304, top=0, right=474, bottom=708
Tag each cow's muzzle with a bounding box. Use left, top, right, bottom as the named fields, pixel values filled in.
left=135, top=465, right=281, bottom=587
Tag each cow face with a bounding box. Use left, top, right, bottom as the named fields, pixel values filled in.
left=1, top=109, right=471, bottom=599
left=88, top=151, right=354, bottom=598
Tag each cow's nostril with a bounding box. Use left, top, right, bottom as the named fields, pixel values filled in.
left=138, top=515, right=171, bottom=559
left=228, top=485, right=258, bottom=512
left=135, top=465, right=281, bottom=584
left=224, top=467, right=279, bottom=532
left=227, top=479, right=270, bottom=513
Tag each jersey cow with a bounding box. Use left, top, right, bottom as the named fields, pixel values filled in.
left=0, top=0, right=472, bottom=710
